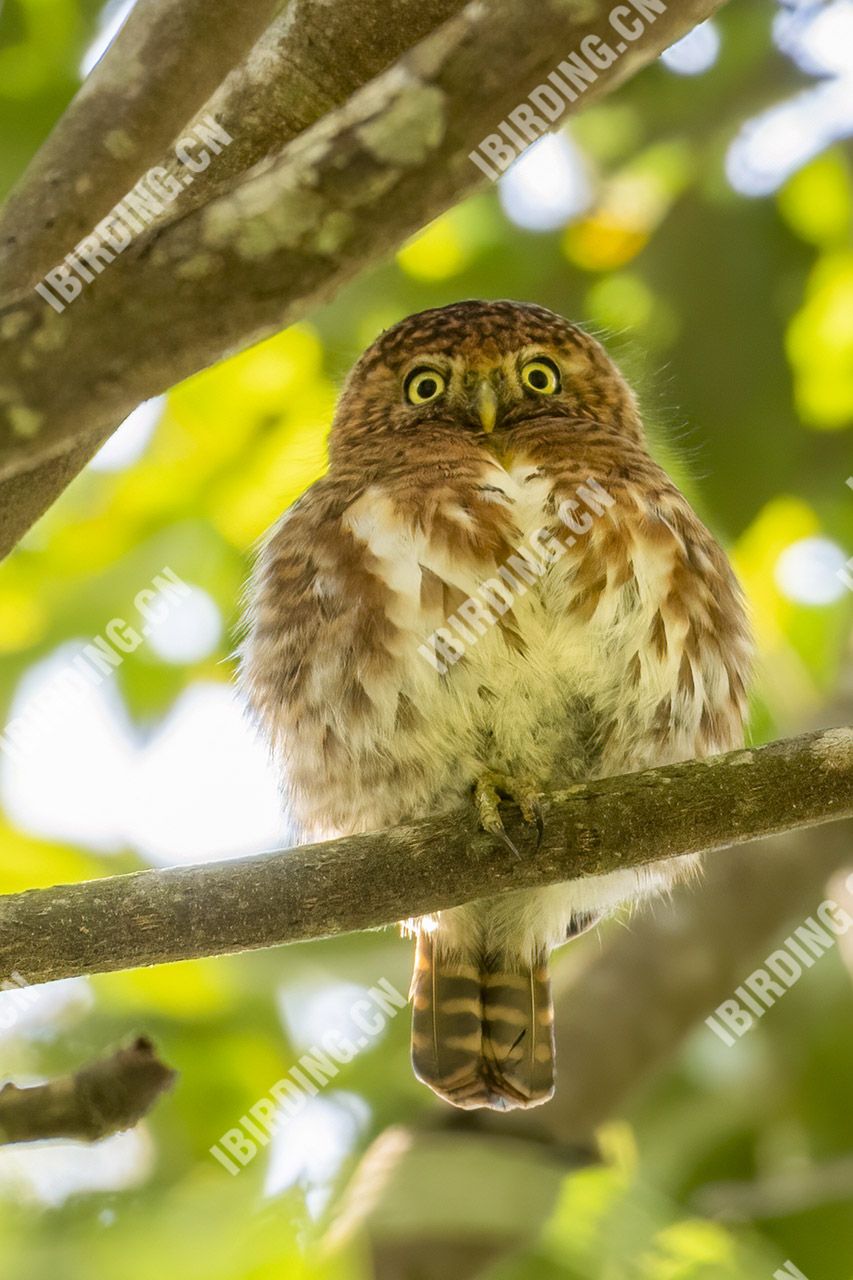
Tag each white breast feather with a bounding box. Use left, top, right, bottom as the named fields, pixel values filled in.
left=327, top=462, right=712, bottom=960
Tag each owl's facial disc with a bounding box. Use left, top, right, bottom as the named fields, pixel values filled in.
left=397, top=345, right=569, bottom=436
left=463, top=353, right=561, bottom=433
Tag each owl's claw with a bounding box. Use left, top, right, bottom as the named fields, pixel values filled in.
left=487, top=821, right=523, bottom=860
left=473, top=772, right=544, bottom=857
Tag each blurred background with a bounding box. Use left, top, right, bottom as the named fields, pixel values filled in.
left=0, top=0, right=852, bottom=1276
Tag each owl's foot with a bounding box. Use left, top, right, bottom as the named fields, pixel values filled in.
left=473, top=771, right=544, bottom=858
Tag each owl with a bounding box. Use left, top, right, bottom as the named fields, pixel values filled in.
left=241, top=300, right=752, bottom=1111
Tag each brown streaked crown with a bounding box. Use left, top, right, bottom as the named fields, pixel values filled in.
left=359, top=299, right=581, bottom=370
left=328, top=299, right=644, bottom=465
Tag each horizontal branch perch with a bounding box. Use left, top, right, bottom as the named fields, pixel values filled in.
left=1, top=728, right=851, bottom=988
left=0, top=1037, right=176, bottom=1145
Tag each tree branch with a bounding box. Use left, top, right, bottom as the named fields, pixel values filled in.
left=145, top=0, right=469, bottom=229
left=0, top=0, right=464, bottom=555
left=0, top=1036, right=176, bottom=1146
left=0, top=0, right=729, bottom=558
left=1, top=729, right=850, bottom=989
left=0, top=0, right=281, bottom=293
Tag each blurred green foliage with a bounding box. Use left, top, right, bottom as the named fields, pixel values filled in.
left=0, top=1, right=851, bottom=1278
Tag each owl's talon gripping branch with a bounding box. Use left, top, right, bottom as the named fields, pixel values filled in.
left=473, top=771, right=544, bottom=857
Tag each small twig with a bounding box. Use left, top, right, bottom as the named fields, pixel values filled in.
left=0, top=1037, right=177, bottom=1146
left=692, top=1155, right=853, bottom=1221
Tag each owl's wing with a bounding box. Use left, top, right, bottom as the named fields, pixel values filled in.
left=242, top=468, right=532, bottom=840
left=549, top=474, right=752, bottom=773
left=240, top=478, right=393, bottom=840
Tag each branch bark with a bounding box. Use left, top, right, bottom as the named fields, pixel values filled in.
left=146, top=0, right=469, bottom=228
left=0, top=0, right=730, bottom=559
left=0, top=0, right=465, bottom=556
left=0, top=1036, right=176, bottom=1145
left=1, top=728, right=850, bottom=989
left=0, top=0, right=281, bottom=293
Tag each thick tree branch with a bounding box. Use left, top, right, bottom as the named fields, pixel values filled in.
left=147, top=0, right=468, bottom=228
left=0, top=0, right=281, bottom=293
left=0, top=0, right=729, bottom=558
left=0, top=1036, right=176, bottom=1146
left=0, top=0, right=464, bottom=554
left=1, top=729, right=850, bottom=989
left=0, top=0, right=282, bottom=545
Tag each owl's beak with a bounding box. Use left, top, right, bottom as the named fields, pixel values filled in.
left=475, top=380, right=499, bottom=433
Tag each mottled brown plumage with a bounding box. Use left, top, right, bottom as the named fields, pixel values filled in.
left=242, top=300, right=752, bottom=1111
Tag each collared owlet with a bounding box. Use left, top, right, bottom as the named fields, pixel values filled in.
left=242, top=300, right=752, bottom=1112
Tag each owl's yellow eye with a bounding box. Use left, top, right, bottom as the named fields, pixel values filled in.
left=405, top=368, right=446, bottom=405
left=521, top=358, right=561, bottom=395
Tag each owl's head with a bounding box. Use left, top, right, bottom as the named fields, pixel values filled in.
left=330, top=300, right=643, bottom=461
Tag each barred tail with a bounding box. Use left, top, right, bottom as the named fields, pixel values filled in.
left=410, top=933, right=555, bottom=1111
